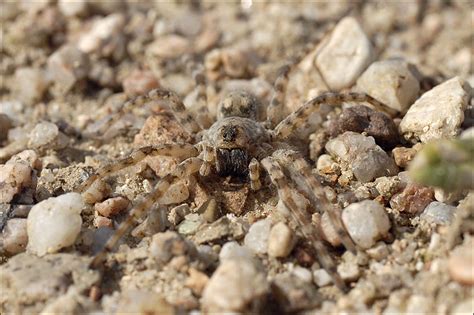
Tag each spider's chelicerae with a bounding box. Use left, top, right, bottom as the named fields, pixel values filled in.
left=79, top=66, right=394, bottom=292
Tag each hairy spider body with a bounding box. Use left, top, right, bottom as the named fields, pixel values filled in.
left=80, top=66, right=394, bottom=292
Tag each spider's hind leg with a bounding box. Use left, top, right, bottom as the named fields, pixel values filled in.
left=261, top=156, right=348, bottom=292
left=90, top=156, right=203, bottom=269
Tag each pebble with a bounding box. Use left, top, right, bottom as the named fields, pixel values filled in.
left=27, top=193, right=84, bottom=256
left=337, top=261, right=361, bottom=282
left=374, top=176, right=402, bottom=200
left=94, top=196, right=129, bottom=218
left=366, top=241, right=390, bottom=261
left=244, top=218, right=271, bottom=255
left=219, top=241, right=254, bottom=262
left=356, top=59, right=420, bottom=113
left=13, top=67, right=48, bottom=105
left=390, top=184, right=434, bottom=215
left=114, top=290, right=175, bottom=315
left=325, top=132, right=398, bottom=183
left=177, top=213, right=203, bottom=236
left=313, top=268, right=333, bottom=287
left=28, top=121, right=68, bottom=150
left=122, top=70, right=159, bottom=97
left=168, top=203, right=190, bottom=226
left=271, top=273, right=320, bottom=312
left=93, top=215, right=112, bottom=229
left=399, top=77, right=471, bottom=143
left=47, top=45, right=89, bottom=94
left=147, top=34, right=190, bottom=59
left=341, top=200, right=391, bottom=249
left=185, top=267, right=209, bottom=296
left=58, top=0, right=88, bottom=17
left=201, top=259, right=269, bottom=313
left=77, top=13, right=126, bottom=55
left=392, top=146, right=418, bottom=168
left=1, top=218, right=28, bottom=255
left=420, top=201, right=456, bottom=225
left=315, top=17, right=374, bottom=90
left=157, top=179, right=189, bottom=205
left=448, top=240, right=474, bottom=285
left=291, top=266, right=313, bottom=283
left=267, top=222, right=295, bottom=258
left=329, top=105, right=399, bottom=149
left=318, top=211, right=342, bottom=247
left=0, top=161, right=33, bottom=203
left=149, top=231, right=196, bottom=265
left=7, top=150, right=41, bottom=170
left=405, top=295, right=434, bottom=314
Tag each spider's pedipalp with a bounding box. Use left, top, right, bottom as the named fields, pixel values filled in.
left=90, top=157, right=202, bottom=269
left=273, top=92, right=396, bottom=139
left=266, top=64, right=291, bottom=128
left=261, top=156, right=348, bottom=292
left=275, top=150, right=357, bottom=254
left=79, top=143, right=198, bottom=197
left=148, top=89, right=202, bottom=134
left=248, top=158, right=261, bottom=191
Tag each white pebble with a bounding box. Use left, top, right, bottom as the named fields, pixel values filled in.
left=78, top=13, right=125, bottom=54
left=420, top=201, right=456, bottom=225
left=268, top=222, right=295, bottom=258
left=291, top=266, right=312, bottom=283
left=313, top=269, right=332, bottom=287
left=342, top=200, right=390, bottom=249
left=27, top=193, right=84, bottom=256
left=399, top=76, right=471, bottom=143
left=244, top=218, right=272, bottom=255
left=315, top=17, right=374, bottom=91
left=356, top=59, right=420, bottom=113
left=28, top=122, right=60, bottom=149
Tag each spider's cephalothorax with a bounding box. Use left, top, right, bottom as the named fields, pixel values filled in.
left=79, top=64, right=395, bottom=292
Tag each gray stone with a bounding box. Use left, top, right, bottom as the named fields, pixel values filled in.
left=420, top=201, right=456, bottom=225
left=356, top=59, right=420, bottom=113
left=47, top=45, right=89, bottom=94
left=399, top=77, right=471, bottom=143
left=244, top=218, right=271, bottom=255
left=315, top=17, right=374, bottom=90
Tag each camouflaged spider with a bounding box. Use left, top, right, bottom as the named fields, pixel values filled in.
left=79, top=66, right=394, bottom=291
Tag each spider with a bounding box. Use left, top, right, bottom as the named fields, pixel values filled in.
left=78, top=65, right=394, bottom=292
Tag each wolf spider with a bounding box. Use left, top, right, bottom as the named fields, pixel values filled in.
left=79, top=65, right=393, bottom=291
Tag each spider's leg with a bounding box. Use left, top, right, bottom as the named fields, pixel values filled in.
left=197, top=141, right=215, bottom=176
left=261, top=157, right=348, bottom=292
left=266, top=64, right=291, bottom=128
left=249, top=158, right=261, bottom=191
left=274, top=150, right=357, bottom=254
left=148, top=89, right=202, bottom=134
left=90, top=156, right=202, bottom=269
left=273, top=92, right=397, bottom=139
left=79, top=143, right=198, bottom=201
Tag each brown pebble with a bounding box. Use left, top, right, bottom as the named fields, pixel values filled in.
left=448, top=243, right=474, bottom=285
left=122, top=70, right=159, bottom=97
left=392, top=147, right=418, bottom=168
left=89, top=285, right=102, bottom=301
left=94, top=196, right=129, bottom=218
left=94, top=215, right=113, bottom=228
left=390, top=184, right=434, bottom=215
left=185, top=267, right=209, bottom=296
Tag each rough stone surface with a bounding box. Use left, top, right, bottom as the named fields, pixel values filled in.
left=329, top=105, right=399, bottom=149
left=341, top=200, right=391, bottom=249
left=356, top=59, right=420, bottom=113
left=27, top=193, right=84, bottom=256
left=0, top=162, right=34, bottom=203
left=268, top=222, right=295, bottom=258
left=390, top=184, right=434, bottom=215
left=94, top=196, right=129, bottom=218
left=325, top=132, right=398, bottom=183
left=399, top=77, right=471, bottom=143
left=0, top=253, right=99, bottom=314
left=420, top=201, right=456, bottom=225
left=392, top=146, right=419, bottom=168
left=0, top=218, right=28, bottom=255
left=315, top=17, right=374, bottom=90
left=244, top=218, right=271, bottom=255
left=28, top=121, right=68, bottom=150
left=201, top=259, right=269, bottom=313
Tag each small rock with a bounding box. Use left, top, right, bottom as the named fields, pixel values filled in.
left=7, top=150, right=41, bottom=170
left=399, top=77, right=471, bottom=143
left=28, top=121, right=68, bottom=150
left=114, top=290, right=175, bottom=315
left=318, top=211, right=342, bottom=247
left=316, top=154, right=340, bottom=175
left=1, top=218, right=28, bottom=255
left=185, top=267, right=209, bottom=296
left=448, top=240, right=474, bottom=285
left=390, top=184, right=434, bottom=215
left=374, top=176, right=402, bottom=200
left=356, top=59, right=420, bottom=113
left=157, top=179, right=189, bottom=205
left=168, top=203, right=190, bottom=226
left=292, top=266, right=313, bottom=283
left=219, top=241, right=254, bottom=262
left=58, top=0, right=88, bottom=17
left=94, top=196, right=129, bottom=218
left=315, top=17, right=374, bottom=90
left=13, top=67, right=48, bottom=105
left=47, top=45, right=89, bottom=94
left=337, top=261, right=361, bottom=282
left=244, top=218, right=271, bottom=255
left=392, top=146, right=418, bottom=168
left=27, top=193, right=84, bottom=256
left=202, top=259, right=269, bottom=313
left=194, top=216, right=245, bottom=245
left=420, top=201, right=456, bottom=225
left=406, top=295, right=434, bottom=314
left=177, top=213, right=203, bottom=236
left=329, top=105, right=399, bottom=149
left=0, top=162, right=33, bottom=203
left=147, top=34, right=190, bottom=59
left=366, top=241, right=389, bottom=261
left=93, top=215, right=113, bottom=229
left=149, top=231, right=196, bottom=265
left=325, top=132, right=398, bottom=183
left=268, top=222, right=295, bottom=258
left=272, top=273, right=321, bottom=312
left=341, top=200, right=391, bottom=249
left=122, top=70, right=159, bottom=97
left=313, top=268, right=333, bottom=287
left=199, top=198, right=221, bottom=223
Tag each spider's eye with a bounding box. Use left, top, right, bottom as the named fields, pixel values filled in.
left=222, top=125, right=238, bottom=142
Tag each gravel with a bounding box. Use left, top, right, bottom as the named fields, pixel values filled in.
left=267, top=221, right=295, bottom=258
left=399, top=76, right=472, bottom=143
left=94, top=196, right=130, bottom=218
left=244, top=217, right=271, bottom=255
left=27, top=193, right=84, bottom=256
left=420, top=201, right=456, bottom=225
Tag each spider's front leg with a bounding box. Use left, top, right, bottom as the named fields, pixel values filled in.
left=266, top=64, right=291, bottom=128
left=273, top=92, right=397, bottom=139
left=261, top=156, right=348, bottom=292
left=90, top=156, right=203, bottom=268
left=78, top=143, right=198, bottom=202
